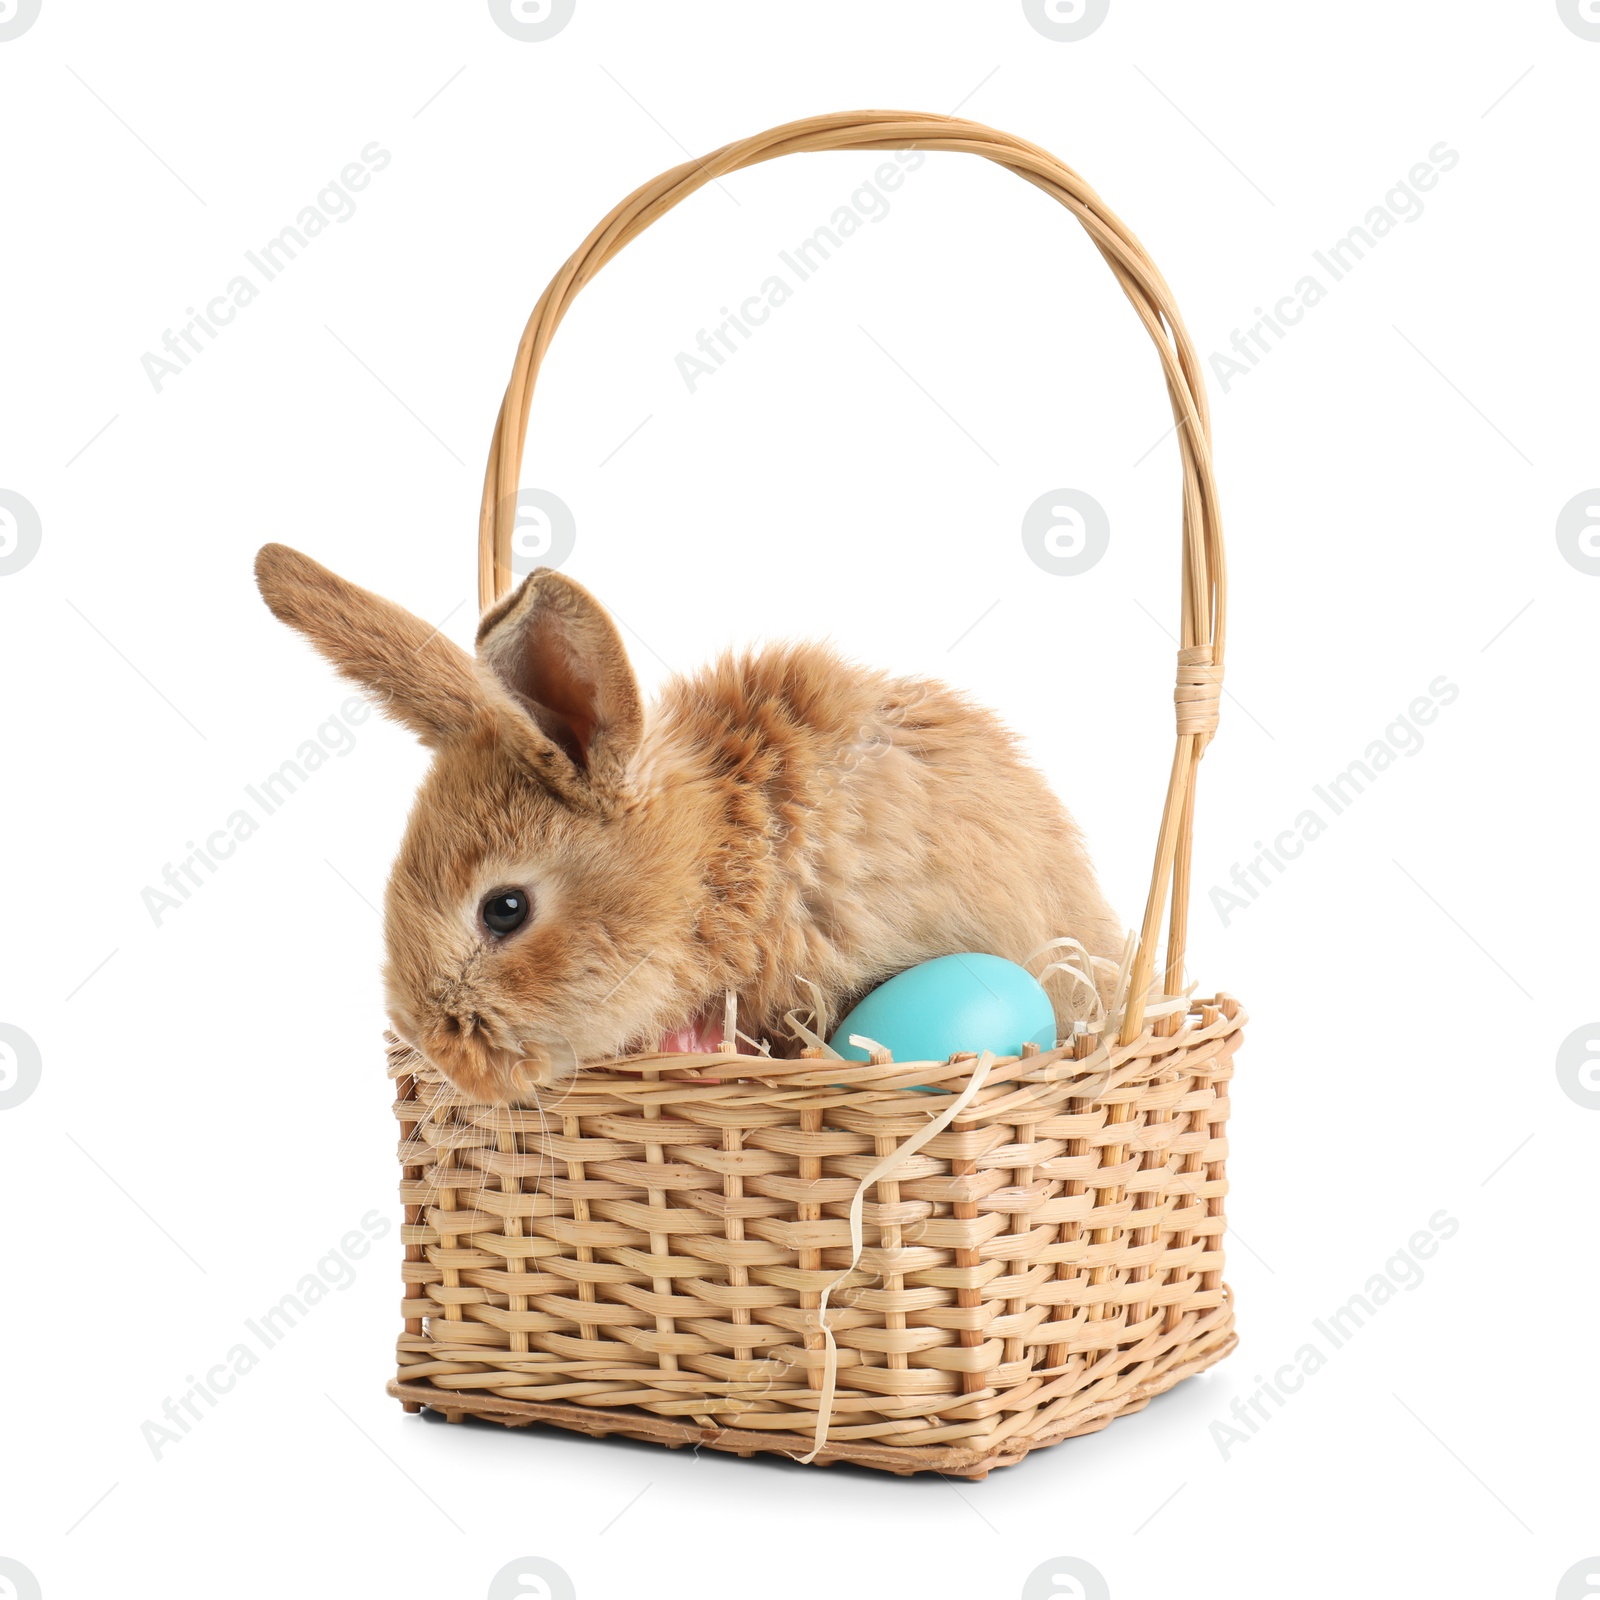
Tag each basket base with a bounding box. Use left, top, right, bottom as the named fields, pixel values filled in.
left=388, top=1329, right=1236, bottom=1479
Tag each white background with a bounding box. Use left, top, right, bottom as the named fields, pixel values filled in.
left=2, top=3, right=1597, bottom=1598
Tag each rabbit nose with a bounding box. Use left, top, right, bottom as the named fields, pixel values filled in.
left=418, top=1016, right=521, bottom=1104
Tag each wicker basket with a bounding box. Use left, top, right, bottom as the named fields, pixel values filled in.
left=386, top=110, right=1241, bottom=1478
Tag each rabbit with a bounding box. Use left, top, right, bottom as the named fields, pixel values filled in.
left=255, top=543, right=1124, bottom=1102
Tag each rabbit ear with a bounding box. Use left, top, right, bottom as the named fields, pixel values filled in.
left=476, top=567, right=643, bottom=788
left=255, top=543, right=489, bottom=748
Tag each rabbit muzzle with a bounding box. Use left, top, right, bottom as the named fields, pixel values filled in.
left=412, top=1009, right=577, bottom=1104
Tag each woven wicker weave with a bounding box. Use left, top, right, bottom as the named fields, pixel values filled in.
left=386, top=110, right=1241, bottom=1477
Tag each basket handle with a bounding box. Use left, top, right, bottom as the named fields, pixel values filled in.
left=479, top=110, right=1226, bottom=1042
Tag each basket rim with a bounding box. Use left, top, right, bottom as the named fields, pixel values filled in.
left=386, top=993, right=1246, bottom=1113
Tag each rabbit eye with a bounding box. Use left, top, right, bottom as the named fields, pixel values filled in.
left=481, top=889, right=531, bottom=938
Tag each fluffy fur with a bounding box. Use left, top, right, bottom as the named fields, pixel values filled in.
left=255, top=543, right=1122, bottom=1101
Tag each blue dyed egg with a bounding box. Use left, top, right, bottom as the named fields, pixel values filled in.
left=829, top=953, right=1057, bottom=1064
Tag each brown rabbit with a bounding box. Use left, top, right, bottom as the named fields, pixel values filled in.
left=255, top=543, right=1123, bottom=1102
